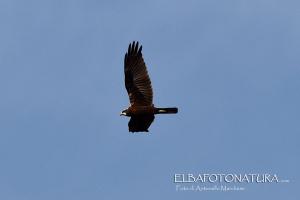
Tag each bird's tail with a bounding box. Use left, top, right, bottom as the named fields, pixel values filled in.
left=155, top=107, right=178, bottom=114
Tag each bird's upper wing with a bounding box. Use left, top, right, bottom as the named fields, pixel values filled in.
left=124, top=41, right=153, bottom=106
left=128, top=114, right=155, bottom=132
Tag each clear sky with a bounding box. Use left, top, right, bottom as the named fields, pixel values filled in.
left=0, top=0, right=299, bottom=199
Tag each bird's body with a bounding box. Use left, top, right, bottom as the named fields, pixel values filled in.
left=125, top=105, right=156, bottom=116
left=123, top=105, right=178, bottom=116
left=121, top=41, right=178, bottom=132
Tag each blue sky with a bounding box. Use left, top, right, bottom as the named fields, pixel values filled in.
left=0, top=0, right=299, bottom=199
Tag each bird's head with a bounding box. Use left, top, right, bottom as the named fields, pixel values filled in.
left=120, top=109, right=129, bottom=116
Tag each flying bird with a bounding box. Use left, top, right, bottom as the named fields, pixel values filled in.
left=120, top=41, right=178, bottom=132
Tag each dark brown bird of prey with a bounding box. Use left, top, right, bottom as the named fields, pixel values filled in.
left=120, top=41, right=178, bottom=132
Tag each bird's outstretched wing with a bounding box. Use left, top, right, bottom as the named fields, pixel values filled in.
left=128, top=115, right=155, bottom=132
left=124, top=41, right=153, bottom=106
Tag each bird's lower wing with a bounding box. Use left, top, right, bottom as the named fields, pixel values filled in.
left=128, top=115, right=155, bottom=132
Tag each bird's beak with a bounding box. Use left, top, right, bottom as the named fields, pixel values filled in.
left=120, top=112, right=126, bottom=116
